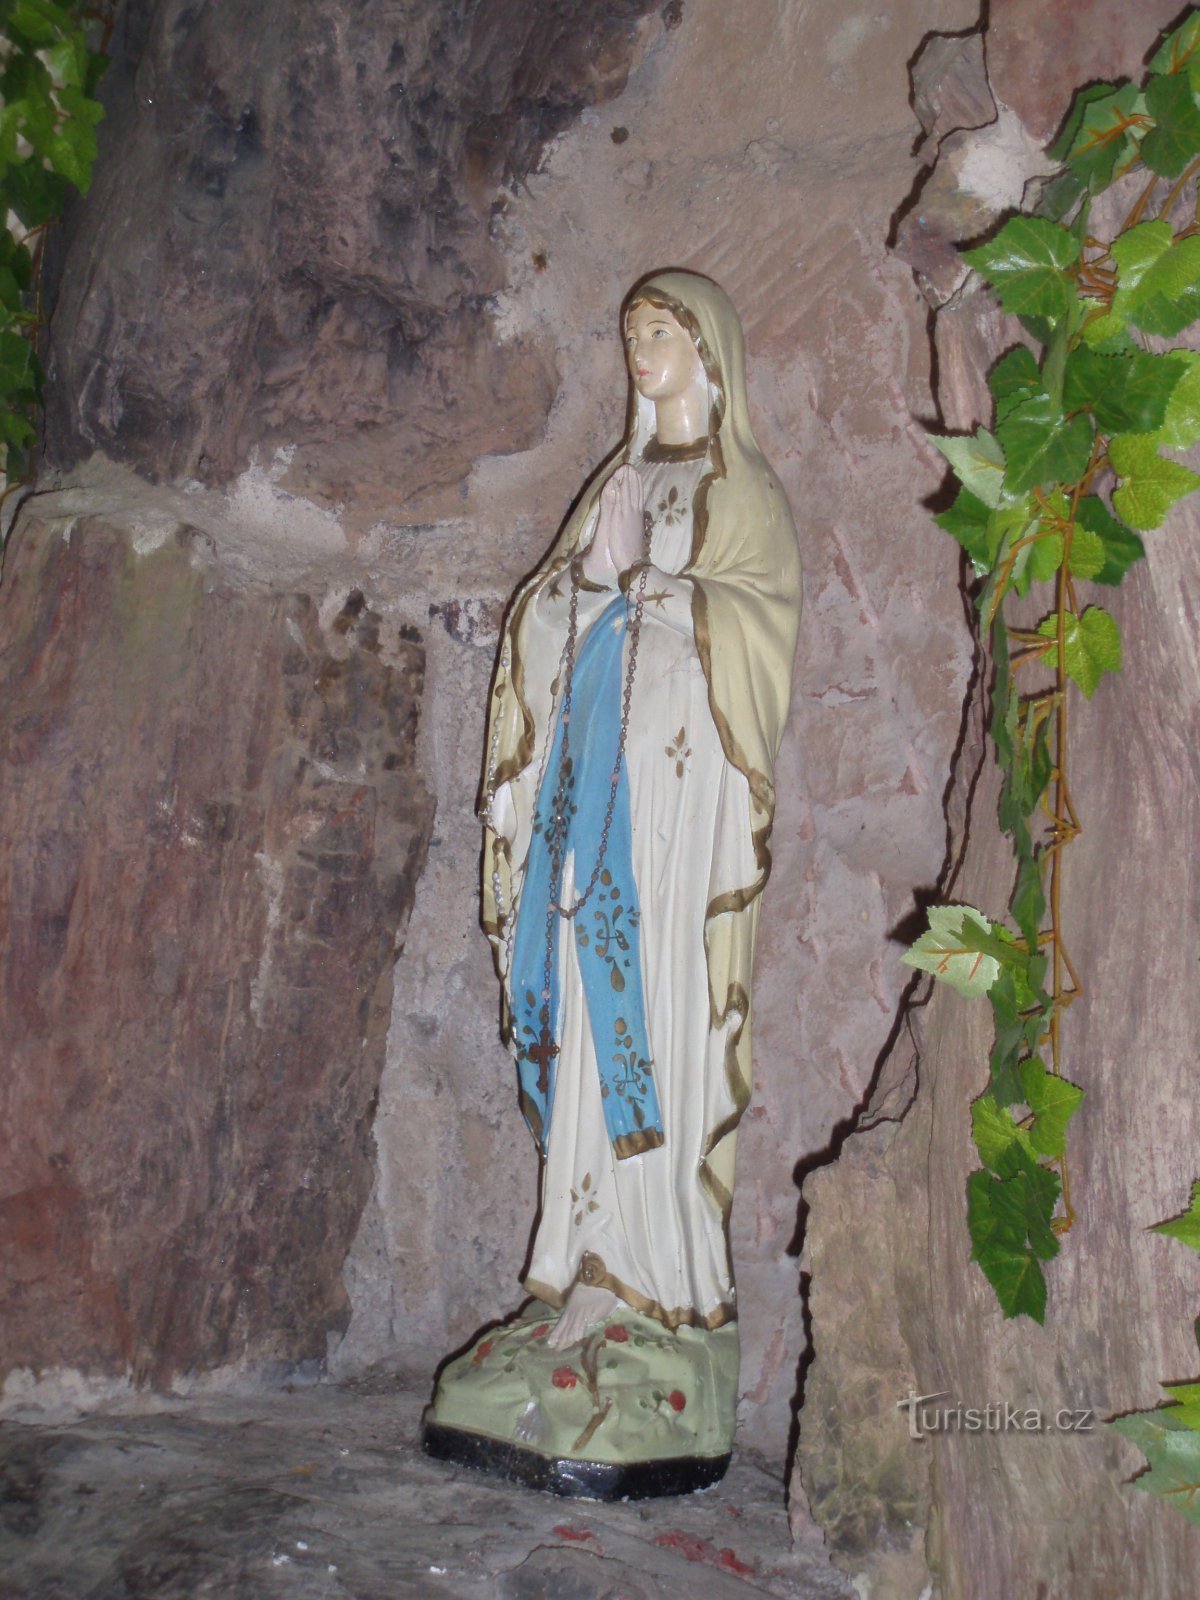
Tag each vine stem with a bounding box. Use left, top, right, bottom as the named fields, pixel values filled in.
left=1040, top=436, right=1103, bottom=1232
left=1160, top=156, right=1200, bottom=224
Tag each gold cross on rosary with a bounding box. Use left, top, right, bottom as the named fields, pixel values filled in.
left=527, top=1023, right=560, bottom=1097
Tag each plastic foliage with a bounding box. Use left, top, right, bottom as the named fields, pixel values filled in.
left=1, top=0, right=111, bottom=535
left=902, top=10, right=1200, bottom=1329
left=1107, top=1182, right=1200, bottom=1526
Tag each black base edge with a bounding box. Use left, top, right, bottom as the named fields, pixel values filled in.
left=421, top=1420, right=731, bottom=1501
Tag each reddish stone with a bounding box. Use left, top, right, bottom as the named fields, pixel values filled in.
left=0, top=519, right=433, bottom=1385
left=988, top=0, right=1184, bottom=143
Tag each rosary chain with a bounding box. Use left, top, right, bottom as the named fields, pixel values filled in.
left=539, top=542, right=650, bottom=1020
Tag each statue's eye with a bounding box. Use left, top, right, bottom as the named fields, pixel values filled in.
left=652, top=328, right=667, bottom=338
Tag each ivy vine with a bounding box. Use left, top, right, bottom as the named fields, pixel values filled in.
left=1109, top=1184, right=1200, bottom=1526
left=0, top=0, right=111, bottom=538
left=903, top=10, right=1200, bottom=1328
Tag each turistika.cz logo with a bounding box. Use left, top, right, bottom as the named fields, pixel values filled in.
left=896, top=1391, right=1095, bottom=1441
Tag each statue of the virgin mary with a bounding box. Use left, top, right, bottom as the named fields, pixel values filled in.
left=424, top=270, right=801, bottom=1498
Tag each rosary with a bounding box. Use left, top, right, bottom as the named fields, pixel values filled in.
left=529, top=521, right=652, bottom=1092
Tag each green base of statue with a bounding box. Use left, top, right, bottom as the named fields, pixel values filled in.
left=422, top=1301, right=739, bottom=1501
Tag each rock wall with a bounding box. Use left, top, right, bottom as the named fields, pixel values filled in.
left=328, top=0, right=978, bottom=1472
left=797, top=3, right=1200, bottom=1595
left=3, top=0, right=981, bottom=1488
left=0, top=516, right=433, bottom=1385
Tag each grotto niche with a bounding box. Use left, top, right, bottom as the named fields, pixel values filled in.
left=1, top=1, right=1197, bottom=1597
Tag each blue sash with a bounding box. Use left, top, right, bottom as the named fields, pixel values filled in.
left=509, top=597, right=664, bottom=1158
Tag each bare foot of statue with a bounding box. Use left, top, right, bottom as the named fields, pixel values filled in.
left=546, top=1283, right=620, bottom=1350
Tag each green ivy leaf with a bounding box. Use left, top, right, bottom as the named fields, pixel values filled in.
left=1167, top=1387, right=1200, bottom=1416
left=1117, top=234, right=1200, bottom=338
left=997, top=688, right=1053, bottom=827
left=1048, top=82, right=1120, bottom=163
left=0, top=328, right=38, bottom=385
left=0, top=407, right=38, bottom=449
left=967, top=1170, right=1050, bottom=1322
left=1063, top=346, right=1185, bottom=435
left=1075, top=496, right=1145, bottom=585
left=18, top=78, right=57, bottom=160
left=1032, top=166, right=1088, bottom=224
left=59, top=81, right=106, bottom=128
left=48, top=123, right=95, bottom=194
left=967, top=1167, right=1026, bottom=1254
left=989, top=345, right=1044, bottom=423
left=1151, top=1181, right=1200, bottom=1252
left=46, top=34, right=89, bottom=91
left=901, top=904, right=1002, bottom=997
left=930, top=427, right=1007, bottom=509
left=1048, top=82, right=1147, bottom=190
left=994, top=1139, right=1062, bottom=1257
left=934, top=486, right=1000, bottom=573
left=972, top=1094, right=1034, bottom=1172
left=1139, top=70, right=1200, bottom=176
left=0, top=265, right=24, bottom=315
left=0, top=234, right=34, bottom=293
left=1155, top=1388, right=1200, bottom=1434
left=1108, top=1412, right=1200, bottom=1524
left=1011, top=852, right=1046, bottom=952
left=1141, top=71, right=1200, bottom=177
left=986, top=971, right=1049, bottom=1108
left=1012, top=949, right=1049, bottom=1018
left=1079, top=304, right=1132, bottom=349
left=1027, top=529, right=1063, bottom=582
left=1162, top=1382, right=1200, bottom=1417
left=1019, top=1057, right=1083, bottom=1159
left=991, top=500, right=1041, bottom=601
left=1110, top=433, right=1200, bottom=528
left=5, top=158, right=68, bottom=230
left=1037, top=605, right=1122, bottom=698
left=963, top=216, right=1079, bottom=322
left=9, top=0, right=78, bottom=49
left=1067, top=524, right=1105, bottom=579
left=1113, top=217, right=1172, bottom=276
left=1142, top=349, right=1200, bottom=450
left=1150, top=12, right=1200, bottom=79
left=997, top=395, right=1094, bottom=494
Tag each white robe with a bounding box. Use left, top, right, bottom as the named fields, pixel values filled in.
left=510, top=447, right=758, bottom=1329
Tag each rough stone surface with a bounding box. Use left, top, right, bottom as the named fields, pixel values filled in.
left=8, top=0, right=981, bottom=1493
left=0, top=516, right=433, bottom=1384
left=987, top=0, right=1180, bottom=144
left=0, top=1383, right=853, bottom=1600
left=797, top=4, right=1200, bottom=1595
left=44, top=0, right=659, bottom=523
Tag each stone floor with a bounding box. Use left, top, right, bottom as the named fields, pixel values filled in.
left=0, top=1379, right=854, bottom=1599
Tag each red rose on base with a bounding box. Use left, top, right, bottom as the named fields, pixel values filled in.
left=668, top=1389, right=686, bottom=1412
left=552, top=1366, right=579, bottom=1389
left=604, top=1325, right=629, bottom=1343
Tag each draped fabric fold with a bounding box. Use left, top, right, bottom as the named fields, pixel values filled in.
left=508, top=597, right=664, bottom=1157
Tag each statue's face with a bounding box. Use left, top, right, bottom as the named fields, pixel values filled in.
left=624, top=301, right=704, bottom=402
